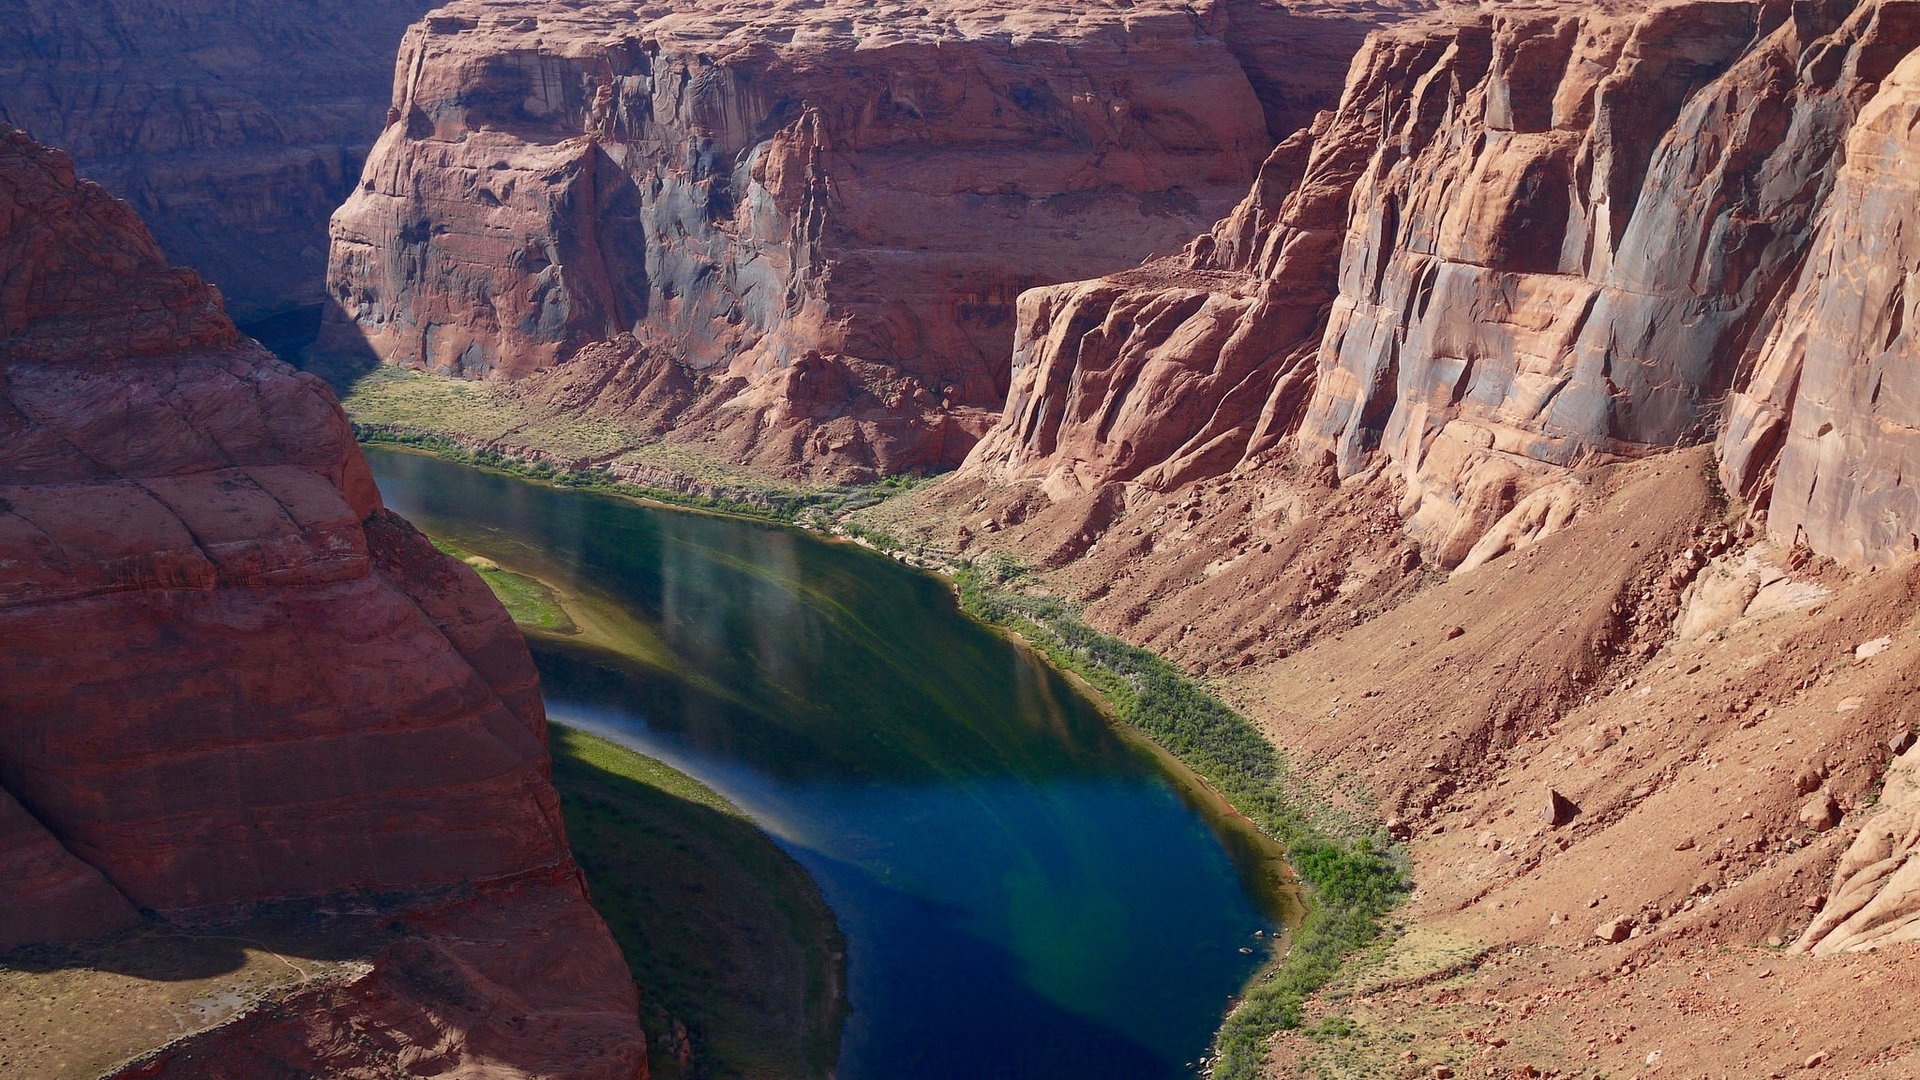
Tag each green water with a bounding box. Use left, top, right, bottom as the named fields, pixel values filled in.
left=367, top=447, right=1291, bottom=1079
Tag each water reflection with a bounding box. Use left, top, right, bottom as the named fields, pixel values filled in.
left=369, top=447, right=1284, bottom=1080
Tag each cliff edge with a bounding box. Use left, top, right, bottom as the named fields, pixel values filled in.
left=0, top=124, right=646, bottom=1078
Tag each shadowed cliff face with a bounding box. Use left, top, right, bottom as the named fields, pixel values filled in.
left=0, top=125, right=646, bottom=1077
left=320, top=0, right=1394, bottom=478
left=962, top=0, right=1920, bottom=571
left=0, top=0, right=439, bottom=321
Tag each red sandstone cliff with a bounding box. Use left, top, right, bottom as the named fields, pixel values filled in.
left=1722, top=38, right=1920, bottom=568
left=0, top=124, right=645, bottom=1077
left=319, top=0, right=1400, bottom=478
left=865, top=10, right=1920, bottom=1073
left=961, top=0, right=1920, bottom=572
left=0, top=0, right=440, bottom=321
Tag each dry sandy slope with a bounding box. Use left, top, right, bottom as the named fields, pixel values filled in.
left=866, top=445, right=1920, bottom=1077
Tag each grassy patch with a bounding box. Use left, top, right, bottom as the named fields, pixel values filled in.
left=339, top=363, right=936, bottom=526
left=952, top=558, right=1407, bottom=1080
left=549, top=725, right=846, bottom=1080
left=428, top=537, right=575, bottom=632
left=362, top=427, right=926, bottom=528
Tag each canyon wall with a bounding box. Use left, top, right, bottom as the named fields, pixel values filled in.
left=320, top=0, right=1394, bottom=477
left=962, top=0, right=1920, bottom=571
left=879, top=7, right=1920, bottom=1068
left=0, top=124, right=645, bottom=1076
left=0, top=0, right=439, bottom=320
left=1722, top=40, right=1920, bottom=567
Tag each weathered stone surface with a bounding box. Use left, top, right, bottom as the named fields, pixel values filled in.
left=0, top=127, right=238, bottom=364
left=111, top=868, right=645, bottom=1080
left=321, top=0, right=1389, bottom=476
left=1720, top=44, right=1920, bottom=567
left=960, top=23, right=1438, bottom=497
left=0, top=786, right=138, bottom=951
left=1540, top=789, right=1579, bottom=828
left=1800, top=792, right=1843, bottom=832
left=961, top=0, right=1920, bottom=570
left=494, top=333, right=998, bottom=477
left=0, top=0, right=439, bottom=320
left=0, top=125, right=645, bottom=1075
left=1798, top=740, right=1920, bottom=954
left=1291, top=0, right=1920, bottom=566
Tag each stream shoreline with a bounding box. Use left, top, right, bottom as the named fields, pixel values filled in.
left=364, top=439, right=1402, bottom=1077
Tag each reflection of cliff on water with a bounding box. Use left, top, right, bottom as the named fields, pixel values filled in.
left=368, top=445, right=1293, bottom=1079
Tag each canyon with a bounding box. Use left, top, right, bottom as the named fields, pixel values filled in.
left=0, top=0, right=443, bottom=323
left=861, top=0, right=1920, bottom=1072
left=0, top=124, right=646, bottom=1077
left=12, top=0, right=1920, bottom=1075
left=962, top=0, right=1920, bottom=573
left=315, top=0, right=1404, bottom=478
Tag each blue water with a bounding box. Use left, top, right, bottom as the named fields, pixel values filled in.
left=368, top=447, right=1285, bottom=1079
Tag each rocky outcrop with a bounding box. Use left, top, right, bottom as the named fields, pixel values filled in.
left=961, top=0, right=1920, bottom=570
left=113, top=867, right=646, bottom=1080
left=0, top=125, right=645, bottom=1074
left=0, top=0, right=439, bottom=320
left=962, top=24, right=1433, bottom=498
left=867, top=2, right=1920, bottom=1068
left=0, top=786, right=139, bottom=951
left=1798, top=732, right=1920, bottom=954
left=1298, top=0, right=1920, bottom=567
left=320, top=0, right=1390, bottom=477
left=485, top=334, right=997, bottom=476
left=1721, top=43, right=1920, bottom=567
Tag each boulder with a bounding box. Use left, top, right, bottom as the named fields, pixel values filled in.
left=1539, top=789, right=1580, bottom=828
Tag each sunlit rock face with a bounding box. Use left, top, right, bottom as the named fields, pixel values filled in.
left=320, top=0, right=1397, bottom=476
left=1721, top=42, right=1920, bottom=568
left=961, top=0, right=1920, bottom=571
left=0, top=124, right=645, bottom=1077
left=1298, top=0, right=1920, bottom=567
left=0, top=0, right=439, bottom=320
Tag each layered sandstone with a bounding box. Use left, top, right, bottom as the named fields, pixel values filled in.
left=1298, top=0, right=1920, bottom=567
left=113, top=867, right=646, bottom=1080
left=836, top=2, right=1920, bottom=1072
left=961, top=0, right=1920, bottom=570
left=1721, top=42, right=1920, bottom=568
left=320, top=0, right=1391, bottom=477
left=886, top=10, right=1920, bottom=1056
left=0, top=0, right=438, bottom=320
left=1798, top=731, right=1920, bottom=955
left=0, top=125, right=644, bottom=1075
left=963, top=23, right=1435, bottom=499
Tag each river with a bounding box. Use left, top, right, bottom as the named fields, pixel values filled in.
left=367, top=447, right=1290, bottom=1080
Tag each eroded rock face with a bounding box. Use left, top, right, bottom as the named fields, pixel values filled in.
left=1297, top=0, right=1920, bottom=566
left=0, top=787, right=139, bottom=951
left=0, top=0, right=439, bottom=320
left=961, top=24, right=1435, bottom=498
left=0, top=125, right=645, bottom=1075
left=1721, top=43, right=1920, bottom=567
left=321, top=0, right=1385, bottom=476
left=961, top=0, right=1920, bottom=570
left=1799, top=731, right=1920, bottom=954
left=112, top=867, right=647, bottom=1080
